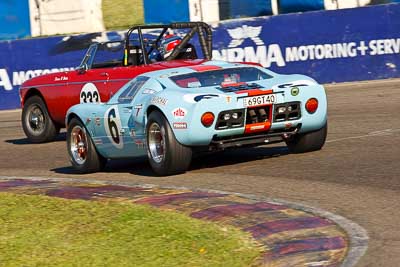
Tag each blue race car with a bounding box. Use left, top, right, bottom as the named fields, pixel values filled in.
left=66, top=60, right=327, bottom=176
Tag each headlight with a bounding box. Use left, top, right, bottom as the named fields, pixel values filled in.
left=277, top=106, right=287, bottom=114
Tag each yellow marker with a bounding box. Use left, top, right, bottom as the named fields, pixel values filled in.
left=124, top=49, right=128, bottom=66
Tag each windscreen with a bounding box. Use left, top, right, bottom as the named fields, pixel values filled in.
left=91, top=41, right=124, bottom=67
left=169, top=67, right=272, bottom=88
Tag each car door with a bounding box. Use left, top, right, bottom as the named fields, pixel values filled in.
left=97, top=76, right=151, bottom=159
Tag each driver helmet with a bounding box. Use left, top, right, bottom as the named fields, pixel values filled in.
left=160, top=34, right=182, bottom=59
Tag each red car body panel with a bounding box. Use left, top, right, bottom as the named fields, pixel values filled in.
left=20, top=59, right=207, bottom=126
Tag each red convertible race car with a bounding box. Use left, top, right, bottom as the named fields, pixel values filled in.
left=19, top=22, right=213, bottom=142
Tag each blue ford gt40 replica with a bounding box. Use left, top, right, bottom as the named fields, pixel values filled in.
left=66, top=60, right=327, bottom=176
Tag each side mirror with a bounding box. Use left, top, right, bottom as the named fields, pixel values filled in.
left=76, top=64, right=88, bottom=74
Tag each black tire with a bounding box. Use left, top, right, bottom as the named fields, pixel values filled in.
left=67, top=118, right=107, bottom=173
left=286, top=123, right=328, bottom=153
left=21, top=95, right=60, bottom=143
left=146, top=110, right=192, bottom=176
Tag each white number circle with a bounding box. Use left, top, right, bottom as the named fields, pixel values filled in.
left=80, top=83, right=101, bottom=103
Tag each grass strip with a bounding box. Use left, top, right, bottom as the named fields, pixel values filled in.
left=0, top=192, right=261, bottom=266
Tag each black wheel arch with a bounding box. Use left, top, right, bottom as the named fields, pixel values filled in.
left=66, top=113, right=82, bottom=128
left=23, top=88, right=45, bottom=108
left=146, top=105, right=164, bottom=118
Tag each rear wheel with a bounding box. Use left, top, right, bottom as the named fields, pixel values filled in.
left=67, top=118, right=107, bottom=173
left=146, top=111, right=192, bottom=176
left=286, top=123, right=328, bottom=153
left=21, top=95, right=60, bottom=143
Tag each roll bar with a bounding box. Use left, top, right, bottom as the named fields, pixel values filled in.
left=123, top=22, right=213, bottom=65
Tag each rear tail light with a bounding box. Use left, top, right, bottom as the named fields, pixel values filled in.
left=305, top=98, right=318, bottom=114
left=201, top=112, right=215, bottom=127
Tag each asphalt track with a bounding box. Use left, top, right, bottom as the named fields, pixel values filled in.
left=0, top=78, right=400, bottom=266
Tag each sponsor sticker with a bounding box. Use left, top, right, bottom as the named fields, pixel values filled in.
left=285, top=123, right=293, bottom=129
left=93, top=138, right=103, bottom=145
left=250, top=125, right=265, bottom=131
left=291, top=87, right=300, bottom=96
left=172, top=108, right=187, bottom=119
left=173, top=122, right=187, bottom=129
left=135, top=139, right=146, bottom=149
left=54, top=76, right=68, bottom=81
left=142, top=88, right=156, bottom=95
left=151, top=96, right=168, bottom=106
left=134, top=104, right=143, bottom=116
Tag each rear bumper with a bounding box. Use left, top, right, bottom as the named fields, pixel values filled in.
left=209, top=125, right=300, bottom=150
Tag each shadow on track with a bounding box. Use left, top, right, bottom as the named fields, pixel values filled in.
left=5, top=133, right=67, bottom=145
left=191, top=146, right=288, bottom=170
left=51, top=145, right=289, bottom=177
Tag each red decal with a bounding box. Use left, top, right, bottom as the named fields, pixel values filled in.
left=172, top=108, right=187, bottom=119
left=189, top=65, right=222, bottom=72
left=245, top=122, right=271, bottom=134
left=235, top=89, right=273, bottom=96
left=221, top=82, right=246, bottom=88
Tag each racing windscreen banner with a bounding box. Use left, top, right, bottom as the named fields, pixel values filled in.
left=1, top=3, right=400, bottom=110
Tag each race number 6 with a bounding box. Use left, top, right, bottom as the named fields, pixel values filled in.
left=104, top=106, right=123, bottom=149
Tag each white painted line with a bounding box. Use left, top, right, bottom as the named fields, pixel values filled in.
left=327, top=129, right=400, bottom=143
left=0, top=109, right=21, bottom=114
left=307, top=261, right=330, bottom=266
left=324, top=78, right=400, bottom=89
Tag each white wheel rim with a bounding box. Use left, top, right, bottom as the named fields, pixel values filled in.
left=70, top=125, right=87, bottom=165
left=148, top=122, right=166, bottom=164
left=27, top=105, right=45, bottom=135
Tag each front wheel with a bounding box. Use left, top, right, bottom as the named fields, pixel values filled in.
left=146, top=111, right=192, bottom=176
left=286, top=123, right=328, bottom=153
left=67, top=118, right=107, bottom=173
left=21, top=95, right=60, bottom=143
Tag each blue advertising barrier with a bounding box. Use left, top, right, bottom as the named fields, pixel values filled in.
left=279, top=0, right=324, bottom=13
left=211, top=3, right=400, bottom=82
left=226, top=0, right=273, bottom=19
left=0, top=31, right=126, bottom=110
left=1, top=4, right=400, bottom=110
left=144, top=0, right=190, bottom=24
left=0, top=1, right=31, bottom=40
